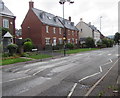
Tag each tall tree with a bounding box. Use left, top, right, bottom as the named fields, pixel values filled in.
left=114, top=32, right=120, bottom=45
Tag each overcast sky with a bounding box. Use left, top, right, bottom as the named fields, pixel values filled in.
left=3, top=0, right=119, bottom=36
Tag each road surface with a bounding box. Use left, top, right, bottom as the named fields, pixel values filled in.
left=2, top=46, right=119, bottom=97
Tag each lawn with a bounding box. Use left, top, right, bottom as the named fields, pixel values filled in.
left=27, top=54, right=52, bottom=59
left=65, top=48, right=99, bottom=54
left=2, top=58, right=32, bottom=65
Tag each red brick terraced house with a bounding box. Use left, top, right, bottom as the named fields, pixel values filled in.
left=0, top=0, right=16, bottom=52
left=21, top=1, right=78, bottom=50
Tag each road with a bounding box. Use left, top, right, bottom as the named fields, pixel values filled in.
left=2, top=46, right=119, bottom=97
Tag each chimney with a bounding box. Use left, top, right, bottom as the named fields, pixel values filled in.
left=29, top=1, right=34, bottom=9
left=69, top=16, right=71, bottom=21
left=89, top=22, right=91, bottom=26
left=80, top=18, right=83, bottom=22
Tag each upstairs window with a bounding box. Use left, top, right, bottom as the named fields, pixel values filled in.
left=46, top=26, right=49, bottom=33
left=53, top=27, right=56, bottom=34
left=59, top=28, right=62, bottom=34
left=3, top=19, right=9, bottom=28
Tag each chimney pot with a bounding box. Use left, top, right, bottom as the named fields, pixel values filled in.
left=29, top=1, right=34, bottom=9
left=69, top=16, right=71, bottom=21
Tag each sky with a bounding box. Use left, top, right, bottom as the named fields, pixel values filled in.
left=3, top=0, right=119, bottom=36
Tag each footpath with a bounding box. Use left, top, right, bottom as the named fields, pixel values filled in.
left=86, top=58, right=120, bottom=97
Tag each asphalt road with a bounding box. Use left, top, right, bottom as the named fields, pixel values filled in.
left=2, top=46, right=119, bottom=97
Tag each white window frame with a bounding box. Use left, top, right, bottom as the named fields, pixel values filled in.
left=53, top=37, right=56, bottom=46
left=45, top=38, right=50, bottom=45
left=53, top=27, right=56, bottom=34
left=72, top=38, right=74, bottom=43
left=3, top=19, right=9, bottom=28
left=46, top=26, right=49, bottom=33
left=68, top=39, right=71, bottom=43
left=72, top=31, right=74, bottom=36
left=59, top=28, right=62, bottom=34
left=75, top=39, right=78, bottom=44
left=59, top=38, right=63, bottom=44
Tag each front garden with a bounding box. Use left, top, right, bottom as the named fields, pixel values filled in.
left=1, top=37, right=115, bottom=66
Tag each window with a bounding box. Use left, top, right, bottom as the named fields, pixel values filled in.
left=53, top=27, right=56, bottom=34
left=72, top=31, right=74, bottom=36
left=46, top=26, right=49, bottom=33
left=72, top=38, right=74, bottom=44
left=75, top=39, right=78, bottom=44
left=53, top=38, right=56, bottom=46
left=68, top=30, right=70, bottom=35
left=45, top=38, right=50, bottom=45
left=59, top=38, right=62, bottom=44
left=3, top=19, right=9, bottom=28
left=59, top=28, right=62, bottom=34
left=68, top=39, right=71, bottom=43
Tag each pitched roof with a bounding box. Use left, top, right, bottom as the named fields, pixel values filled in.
left=0, top=0, right=15, bottom=17
left=58, top=16, right=78, bottom=31
left=3, top=32, right=13, bottom=38
left=32, top=8, right=78, bottom=31
left=32, top=8, right=64, bottom=28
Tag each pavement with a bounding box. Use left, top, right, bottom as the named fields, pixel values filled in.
left=86, top=57, right=119, bottom=97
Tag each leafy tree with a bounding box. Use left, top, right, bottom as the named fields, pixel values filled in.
left=85, top=37, right=95, bottom=48
left=114, top=32, right=120, bottom=45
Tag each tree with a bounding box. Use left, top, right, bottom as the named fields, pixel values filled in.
left=114, top=32, right=120, bottom=45
left=85, top=37, right=95, bottom=48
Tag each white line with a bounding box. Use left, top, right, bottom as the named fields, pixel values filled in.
left=2, top=75, right=31, bottom=83
left=85, top=58, right=119, bottom=96
left=67, top=83, right=78, bottom=98
left=99, top=66, right=102, bottom=72
left=32, top=68, right=45, bottom=76
left=67, top=59, right=113, bottom=97
left=108, top=54, right=111, bottom=56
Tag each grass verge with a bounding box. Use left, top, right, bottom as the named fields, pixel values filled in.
left=2, top=58, right=32, bottom=65
left=66, top=48, right=99, bottom=54
left=27, top=54, right=52, bottom=59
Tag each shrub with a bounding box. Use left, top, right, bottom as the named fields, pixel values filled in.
left=7, top=44, right=18, bottom=56
left=53, top=44, right=63, bottom=50
left=24, top=38, right=32, bottom=43
left=23, top=42, right=33, bottom=52
left=66, top=43, right=74, bottom=49
left=85, top=37, right=95, bottom=48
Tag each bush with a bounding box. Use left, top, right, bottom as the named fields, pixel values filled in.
left=24, top=38, right=32, bottom=43
left=85, top=37, right=95, bottom=48
left=102, top=38, right=114, bottom=47
left=7, top=44, right=18, bottom=56
left=53, top=44, right=63, bottom=50
left=66, top=43, right=74, bottom=49
left=23, top=42, right=33, bottom=52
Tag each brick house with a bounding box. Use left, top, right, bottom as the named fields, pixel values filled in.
left=0, top=0, right=16, bottom=51
left=21, top=1, right=78, bottom=50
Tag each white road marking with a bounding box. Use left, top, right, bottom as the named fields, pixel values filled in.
left=67, top=59, right=112, bottom=97
left=16, top=69, right=31, bottom=74
left=16, top=89, right=29, bottom=95
left=108, top=54, right=111, bottom=56
left=85, top=58, right=119, bottom=96
left=2, top=76, right=31, bottom=84
left=32, top=68, right=46, bottom=76
left=67, top=83, right=78, bottom=98
left=100, top=66, right=102, bottom=72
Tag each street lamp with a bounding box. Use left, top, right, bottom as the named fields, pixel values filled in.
left=100, top=16, right=102, bottom=32
left=59, top=0, right=74, bottom=56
